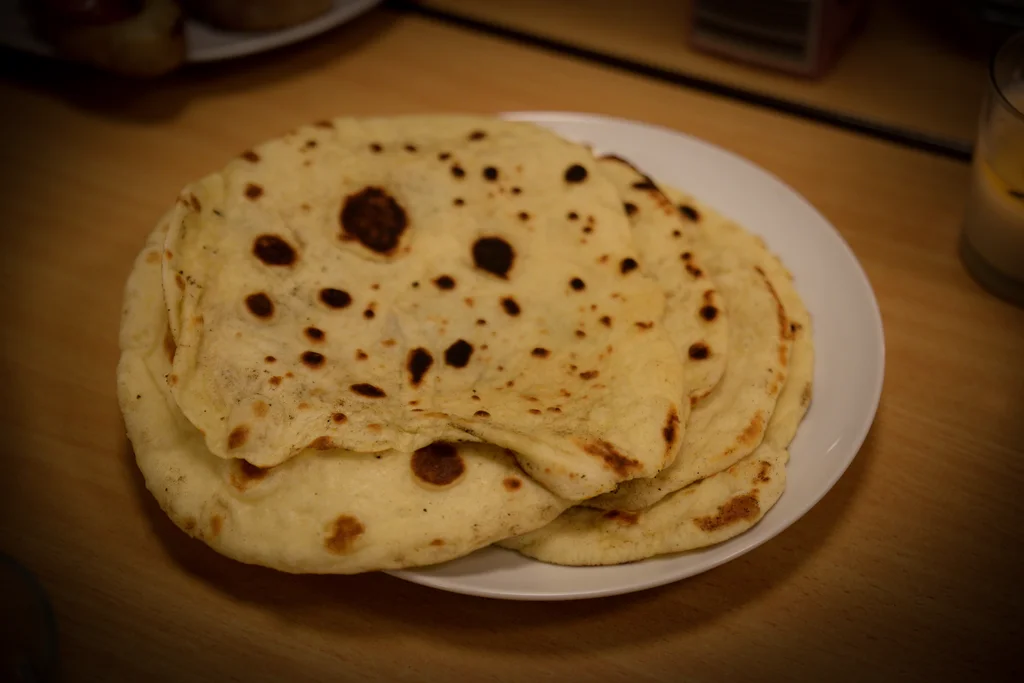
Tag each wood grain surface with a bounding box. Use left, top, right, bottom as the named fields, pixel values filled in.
left=419, top=0, right=989, bottom=148
left=1, top=8, right=1021, bottom=682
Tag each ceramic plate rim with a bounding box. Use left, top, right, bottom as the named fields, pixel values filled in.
left=387, top=111, right=885, bottom=600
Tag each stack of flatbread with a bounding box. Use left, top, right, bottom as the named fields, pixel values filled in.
left=117, top=116, right=813, bottom=573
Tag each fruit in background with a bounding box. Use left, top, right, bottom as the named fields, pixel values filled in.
left=31, top=0, right=186, bottom=76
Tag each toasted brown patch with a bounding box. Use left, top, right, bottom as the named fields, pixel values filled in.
left=340, top=187, right=408, bottom=254
left=430, top=538, right=446, bottom=546
left=620, top=258, right=638, bottom=274
left=755, top=267, right=792, bottom=347
left=602, top=510, right=640, bottom=525
left=582, top=440, right=641, bottom=477
left=244, top=292, right=274, bottom=318
left=473, top=237, right=515, bottom=278
left=694, top=493, right=760, bottom=532
left=229, top=459, right=270, bottom=491
left=756, top=461, right=773, bottom=483
left=252, top=400, right=269, bottom=417
left=635, top=321, right=654, bottom=330
left=325, top=515, right=365, bottom=554
left=244, top=183, right=264, bottom=200
left=500, top=297, right=521, bottom=316
left=319, top=288, right=352, bottom=309
left=253, top=234, right=296, bottom=266
left=242, top=149, right=260, bottom=162
left=663, top=407, right=680, bottom=450
left=564, top=164, right=588, bottom=183
left=351, top=383, right=386, bottom=398
left=163, top=327, right=176, bottom=362
left=503, top=477, right=523, bottom=491
left=145, top=250, right=160, bottom=264
left=579, top=370, right=599, bottom=380
left=269, top=376, right=282, bottom=386
left=444, top=339, right=473, bottom=368
left=801, top=383, right=813, bottom=407
left=531, top=347, right=550, bottom=358
left=679, top=204, right=700, bottom=222
left=700, top=305, right=718, bottom=321
left=631, top=175, right=657, bottom=191
left=181, top=517, right=197, bottom=533
left=688, top=342, right=710, bottom=360
left=301, top=351, right=325, bottom=368
left=408, top=348, right=434, bottom=387
left=209, top=514, right=223, bottom=538
left=411, top=443, right=465, bottom=486
left=227, top=426, right=248, bottom=450
left=310, top=436, right=335, bottom=450
left=434, top=274, right=456, bottom=290
left=740, top=411, right=766, bottom=446
left=474, top=410, right=490, bottom=418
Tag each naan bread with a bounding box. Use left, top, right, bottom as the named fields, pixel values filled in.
left=162, top=116, right=686, bottom=501
left=499, top=444, right=788, bottom=565
left=119, top=220, right=570, bottom=573
left=665, top=189, right=814, bottom=449
left=502, top=192, right=814, bottom=565
left=595, top=156, right=727, bottom=401
left=589, top=189, right=794, bottom=511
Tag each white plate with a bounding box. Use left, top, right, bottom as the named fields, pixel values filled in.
left=389, top=112, right=885, bottom=600
left=0, top=0, right=381, bottom=63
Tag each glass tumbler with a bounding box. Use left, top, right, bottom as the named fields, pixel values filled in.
left=961, top=32, right=1024, bottom=305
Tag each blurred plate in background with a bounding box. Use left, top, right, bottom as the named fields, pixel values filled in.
left=0, top=0, right=382, bottom=63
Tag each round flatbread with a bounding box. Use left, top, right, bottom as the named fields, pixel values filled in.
left=502, top=189, right=814, bottom=565
left=588, top=189, right=794, bottom=511
left=665, top=189, right=813, bottom=449
left=595, top=156, right=727, bottom=401
left=119, top=220, right=570, bottom=573
left=162, top=116, right=686, bottom=501
left=499, top=443, right=788, bottom=566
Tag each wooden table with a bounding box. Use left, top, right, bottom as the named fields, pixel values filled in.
left=2, top=7, right=1022, bottom=682
left=417, top=0, right=991, bottom=152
